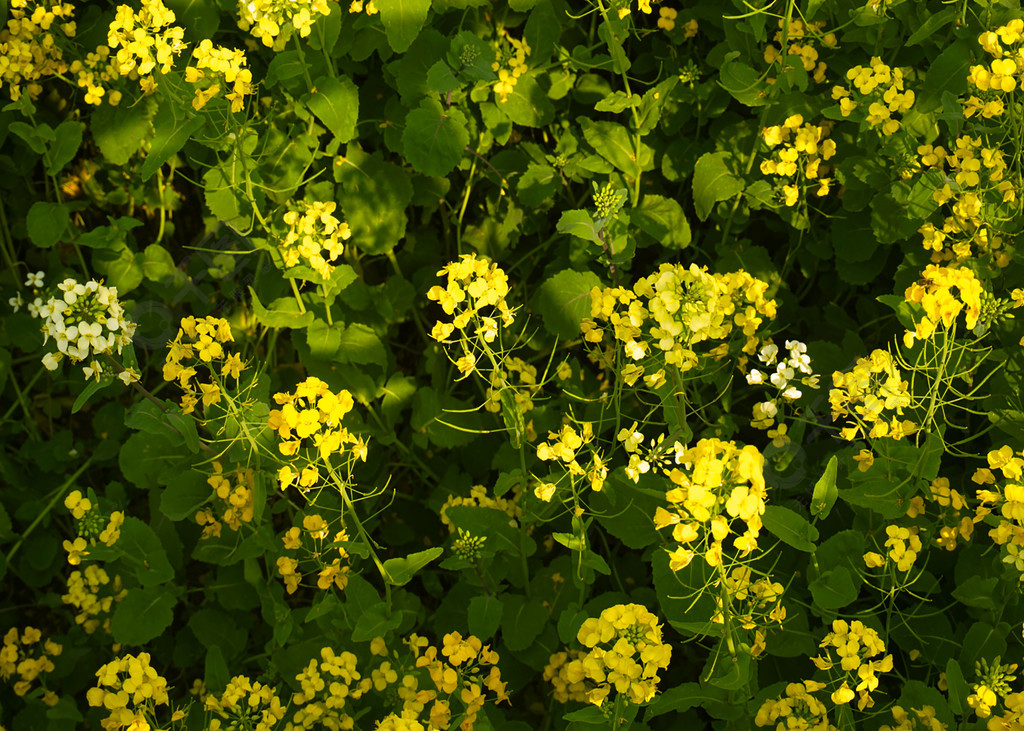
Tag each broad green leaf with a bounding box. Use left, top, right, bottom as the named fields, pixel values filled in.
left=117, top=517, right=175, bottom=586
left=111, top=587, right=176, bottom=645
left=952, top=576, right=999, bottom=610
left=467, top=594, right=503, bottom=640
left=556, top=209, right=602, bottom=245
left=26, top=202, right=69, bottom=248
left=336, top=324, right=386, bottom=367
left=501, top=594, right=547, bottom=651
left=140, top=101, right=204, bottom=181
left=119, top=431, right=187, bottom=490
left=719, top=54, right=768, bottom=107
left=497, top=73, right=555, bottom=127
left=579, top=118, right=653, bottom=178
left=336, top=146, right=414, bottom=255
left=375, top=0, right=431, bottom=52
left=382, top=547, right=443, bottom=586
left=160, top=470, right=211, bottom=521
left=205, top=645, right=229, bottom=693
left=809, top=566, right=858, bottom=610
left=352, top=601, right=403, bottom=641
left=305, top=593, right=341, bottom=624
left=645, top=683, right=727, bottom=720
left=594, top=91, right=640, bottom=113
left=72, top=377, right=111, bottom=414
left=631, top=194, right=691, bottom=249
left=762, top=505, right=818, bottom=552
left=426, top=61, right=459, bottom=93
left=142, top=244, right=176, bottom=282
left=945, top=659, right=968, bottom=715
left=45, top=120, right=83, bottom=175
left=810, top=455, right=838, bottom=518
left=93, top=243, right=144, bottom=294
left=444, top=505, right=534, bottom=556
left=517, top=163, right=559, bottom=207
left=91, top=100, right=153, bottom=165
left=264, top=51, right=305, bottom=88
left=305, top=75, right=359, bottom=143
left=591, top=468, right=663, bottom=550
left=959, top=622, right=1009, bottom=672
left=532, top=269, right=602, bottom=340
left=402, top=99, right=468, bottom=177
left=692, top=152, right=743, bottom=221
left=704, top=648, right=751, bottom=690
left=248, top=287, right=314, bottom=329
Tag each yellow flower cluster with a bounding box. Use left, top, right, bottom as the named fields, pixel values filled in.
left=347, top=0, right=378, bottom=14
left=62, top=490, right=124, bottom=565
left=925, top=476, right=975, bottom=551
left=653, top=438, right=768, bottom=565
left=829, top=349, right=916, bottom=441
left=412, top=632, right=509, bottom=731
left=0, top=0, right=76, bottom=101
left=763, top=18, right=836, bottom=84
left=967, top=20, right=1024, bottom=116
left=863, top=525, right=923, bottom=572
left=0, top=627, right=61, bottom=704
left=194, top=461, right=256, bottom=538
left=552, top=604, right=672, bottom=706
left=755, top=680, right=834, bottom=729
left=482, top=356, right=539, bottom=416
left=87, top=653, right=171, bottom=731
left=712, top=565, right=786, bottom=632
left=276, top=513, right=352, bottom=593
left=903, top=264, right=983, bottom=341
left=581, top=264, right=777, bottom=375
left=533, top=421, right=608, bottom=501
left=107, top=0, right=185, bottom=91
left=268, top=377, right=366, bottom=491
left=237, top=0, right=332, bottom=51
left=69, top=45, right=123, bottom=106
left=967, top=657, right=1020, bottom=722
left=878, top=705, right=946, bottom=731
left=543, top=650, right=588, bottom=703
left=976, top=447, right=1024, bottom=580
left=280, top=201, right=352, bottom=279
left=832, top=56, right=915, bottom=135
left=760, top=114, right=837, bottom=205
left=812, top=620, right=893, bottom=710
left=493, top=32, right=530, bottom=103
left=440, top=484, right=522, bottom=532
left=428, top=254, right=515, bottom=344
left=61, top=565, right=126, bottom=634
left=185, top=39, right=253, bottom=112
left=205, top=675, right=285, bottom=731
left=163, top=316, right=243, bottom=414
left=287, top=646, right=369, bottom=729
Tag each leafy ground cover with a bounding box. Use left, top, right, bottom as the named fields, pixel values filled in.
left=2, top=0, right=1024, bottom=729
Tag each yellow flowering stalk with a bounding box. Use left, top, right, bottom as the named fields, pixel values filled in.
left=811, top=619, right=893, bottom=710
left=205, top=675, right=286, bottom=730
left=543, top=650, right=589, bottom=703
left=878, top=705, right=946, bottom=731
left=760, top=115, right=837, bottom=206
left=763, top=18, right=837, bottom=85
left=237, top=0, right=333, bottom=51
left=754, top=680, right=835, bottom=729
left=0, top=0, right=77, bottom=101
left=0, top=627, right=61, bottom=705
left=275, top=513, right=353, bottom=594
left=552, top=604, right=671, bottom=707
left=279, top=201, right=352, bottom=280
left=193, top=461, right=257, bottom=539
left=967, top=21, right=1024, bottom=122
left=184, top=39, right=253, bottom=112
left=61, top=489, right=124, bottom=565
left=106, top=0, right=186, bottom=91
left=903, top=265, right=983, bottom=342
left=69, top=45, right=124, bottom=106
left=492, top=31, right=530, bottom=103
left=87, top=653, right=173, bottom=730
left=163, top=316, right=246, bottom=415
left=831, top=56, right=915, bottom=135
left=61, top=565, right=127, bottom=635
left=829, top=349, right=916, bottom=441
left=532, top=421, right=609, bottom=503
left=967, top=657, right=1019, bottom=721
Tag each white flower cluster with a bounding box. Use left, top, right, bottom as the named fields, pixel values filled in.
left=746, top=340, right=819, bottom=428
left=8, top=271, right=47, bottom=318
left=40, top=279, right=137, bottom=380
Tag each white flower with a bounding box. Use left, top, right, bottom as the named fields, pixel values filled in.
left=27, top=297, right=43, bottom=318
left=25, top=271, right=44, bottom=288
left=746, top=369, right=765, bottom=385
left=118, top=368, right=141, bottom=386
left=8, top=294, right=22, bottom=312
left=782, top=386, right=802, bottom=400
left=758, top=400, right=778, bottom=418
left=770, top=365, right=795, bottom=388
left=83, top=361, right=103, bottom=380
left=42, top=352, right=61, bottom=371
left=758, top=344, right=778, bottom=365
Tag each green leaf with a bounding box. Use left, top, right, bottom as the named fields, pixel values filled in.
left=383, top=547, right=443, bottom=586
left=26, top=202, right=69, bottom=248
left=375, top=0, right=431, bottom=52
left=305, top=75, right=359, bottom=143
left=45, top=120, right=83, bottom=175
left=468, top=594, right=504, bottom=640
left=532, top=269, right=602, bottom=340
left=93, top=244, right=144, bottom=294
left=517, top=163, right=559, bottom=207
left=556, top=209, right=603, bottom=245
left=402, top=99, right=468, bottom=177
left=204, top=645, right=229, bottom=693
left=426, top=61, right=460, bottom=93
left=352, top=601, right=403, bottom=641
left=591, top=468, right=663, bottom=550
left=72, top=378, right=111, bottom=414
left=631, top=194, right=691, bottom=249
left=140, top=101, right=204, bottom=181
left=645, top=683, right=728, bottom=721
left=501, top=594, right=548, bottom=651
left=952, top=575, right=999, bottom=610
left=91, top=99, right=153, bottom=165
left=959, top=622, right=1009, bottom=672
left=809, top=566, right=858, bottom=610
left=111, top=586, right=176, bottom=645
left=497, top=72, right=556, bottom=127
left=249, top=287, right=314, bottom=329
left=810, top=455, right=838, bottom=519
left=336, top=324, right=386, bottom=367
left=594, top=91, right=640, bottom=113
left=719, top=54, right=768, bottom=107
left=336, top=146, right=414, bottom=255
left=141, top=244, right=176, bottom=282
left=160, top=471, right=210, bottom=521
left=762, top=505, right=818, bottom=552
left=580, top=118, right=653, bottom=178
left=693, top=152, right=743, bottom=221
left=117, top=517, right=174, bottom=586
left=945, top=658, right=968, bottom=715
